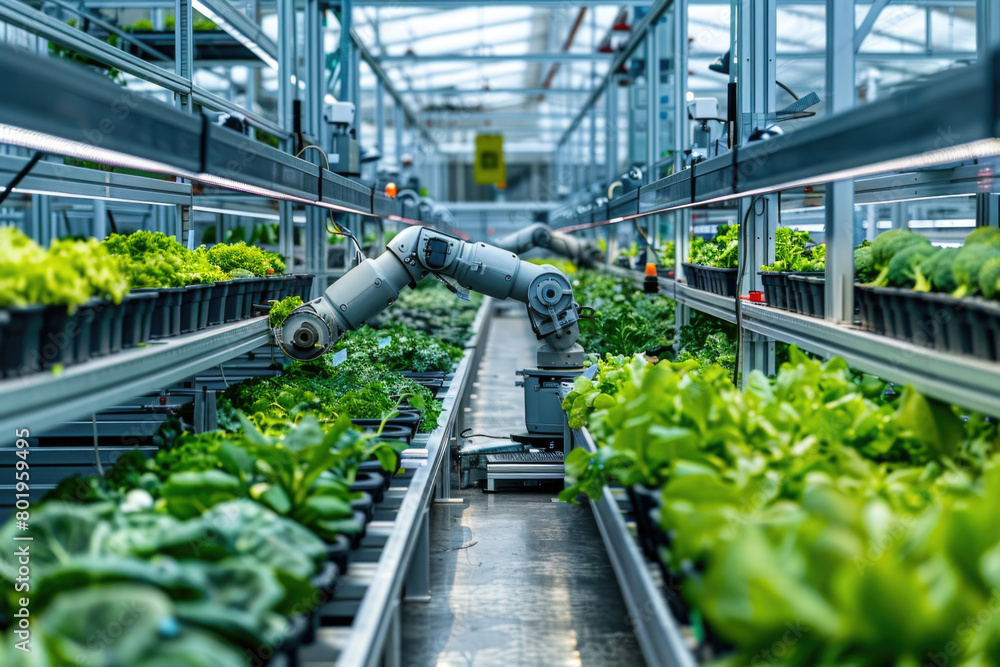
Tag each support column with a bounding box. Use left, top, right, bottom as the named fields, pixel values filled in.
left=978, top=0, right=1000, bottom=62
left=375, top=79, right=385, bottom=156
left=403, top=507, right=431, bottom=602
left=673, top=0, right=688, bottom=175
left=277, top=0, right=295, bottom=133
left=825, top=0, right=856, bottom=324
left=606, top=77, right=618, bottom=184
left=394, top=104, right=404, bottom=166
left=977, top=193, right=1000, bottom=228
left=736, top=0, right=777, bottom=383
left=174, top=0, right=192, bottom=110
left=339, top=0, right=354, bottom=104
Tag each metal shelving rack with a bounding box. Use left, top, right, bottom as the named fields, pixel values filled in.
left=551, top=3, right=1000, bottom=666
left=555, top=0, right=1000, bottom=422
left=0, top=317, right=270, bottom=438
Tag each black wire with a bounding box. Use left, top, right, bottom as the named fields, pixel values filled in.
left=460, top=428, right=510, bottom=440
left=733, top=196, right=762, bottom=386
left=776, top=80, right=800, bottom=101
left=0, top=152, right=44, bottom=207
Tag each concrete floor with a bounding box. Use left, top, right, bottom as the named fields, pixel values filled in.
left=400, top=306, right=643, bottom=667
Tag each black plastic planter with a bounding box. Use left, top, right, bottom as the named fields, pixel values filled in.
left=278, top=274, right=297, bottom=301
left=121, top=291, right=158, bottom=349
left=296, top=274, right=316, bottom=301
left=325, top=535, right=352, bottom=574
left=205, top=282, right=229, bottom=327
left=350, top=471, right=386, bottom=504
left=88, top=300, right=124, bottom=358
left=71, top=300, right=99, bottom=364
left=141, top=287, right=184, bottom=339
left=0, top=306, right=45, bottom=377
left=350, top=421, right=413, bottom=446
left=39, top=306, right=76, bottom=369
left=179, top=284, right=212, bottom=334
left=681, top=263, right=703, bottom=290
left=701, top=265, right=739, bottom=297
left=758, top=271, right=788, bottom=309
left=854, top=286, right=1000, bottom=362
left=351, top=491, right=375, bottom=522
left=223, top=279, right=250, bottom=322
left=788, top=275, right=825, bottom=318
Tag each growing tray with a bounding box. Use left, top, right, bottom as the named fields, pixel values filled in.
left=0, top=305, right=46, bottom=377
left=759, top=271, right=788, bottom=310
left=223, top=279, right=251, bottom=323
left=205, top=282, right=230, bottom=328
left=788, top=275, right=825, bottom=318
left=179, top=284, right=213, bottom=334
left=121, top=291, right=158, bottom=348
left=855, top=285, right=1000, bottom=362
left=700, top=265, right=739, bottom=297
left=139, top=287, right=184, bottom=340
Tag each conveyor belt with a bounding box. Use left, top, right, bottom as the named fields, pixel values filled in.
left=484, top=451, right=565, bottom=464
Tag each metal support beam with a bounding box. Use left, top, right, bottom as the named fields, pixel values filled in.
left=403, top=508, right=431, bottom=602
left=174, top=0, right=193, bottom=109
left=673, top=0, right=688, bottom=176
left=979, top=0, right=1000, bottom=62
left=378, top=52, right=610, bottom=64
left=646, top=28, right=660, bottom=172
left=736, top=0, right=777, bottom=384
left=559, top=0, right=675, bottom=148
left=375, top=78, right=385, bottom=154
left=825, top=0, right=857, bottom=325
left=277, top=0, right=295, bottom=131
left=339, top=0, right=354, bottom=104
left=854, top=0, right=890, bottom=52
left=606, top=76, right=618, bottom=183
left=977, top=192, right=1000, bottom=228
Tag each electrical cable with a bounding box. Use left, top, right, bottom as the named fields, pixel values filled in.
left=733, top=195, right=763, bottom=386
left=460, top=428, right=511, bottom=440
left=295, top=144, right=330, bottom=171
left=776, top=80, right=799, bottom=100
left=0, top=151, right=44, bottom=207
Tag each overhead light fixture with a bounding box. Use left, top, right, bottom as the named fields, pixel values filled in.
left=191, top=205, right=280, bottom=221
left=0, top=124, right=187, bottom=180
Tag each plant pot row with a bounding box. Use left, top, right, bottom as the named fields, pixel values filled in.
left=758, top=271, right=826, bottom=317
left=0, top=292, right=159, bottom=378
left=682, top=263, right=739, bottom=297
left=856, top=285, right=1000, bottom=362
left=0, top=275, right=315, bottom=379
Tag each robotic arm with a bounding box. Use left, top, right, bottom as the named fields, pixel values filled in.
left=274, top=226, right=585, bottom=369
left=494, top=223, right=603, bottom=268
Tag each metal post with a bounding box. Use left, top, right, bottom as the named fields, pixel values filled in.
left=394, top=104, right=403, bottom=166
left=825, top=0, right=856, bottom=324
left=305, top=0, right=323, bottom=139
left=92, top=199, right=106, bottom=241
left=174, top=0, right=192, bottom=109
left=606, top=77, right=618, bottom=184
left=737, top=0, right=777, bottom=383
left=646, top=27, right=660, bottom=176
left=588, top=104, right=597, bottom=186
left=977, top=193, right=1000, bottom=228
left=673, top=0, right=688, bottom=175
left=979, top=0, right=1000, bottom=62
left=375, top=79, right=385, bottom=155
left=339, top=0, right=354, bottom=104
left=403, top=507, right=431, bottom=602
left=277, top=0, right=295, bottom=132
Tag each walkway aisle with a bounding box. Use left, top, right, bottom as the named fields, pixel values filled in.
left=400, top=305, right=644, bottom=667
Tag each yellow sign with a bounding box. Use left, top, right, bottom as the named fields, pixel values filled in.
left=474, top=134, right=506, bottom=185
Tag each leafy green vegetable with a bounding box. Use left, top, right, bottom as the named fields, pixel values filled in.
left=689, top=225, right=740, bottom=268
left=268, top=295, right=303, bottom=328
left=333, top=323, right=463, bottom=372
